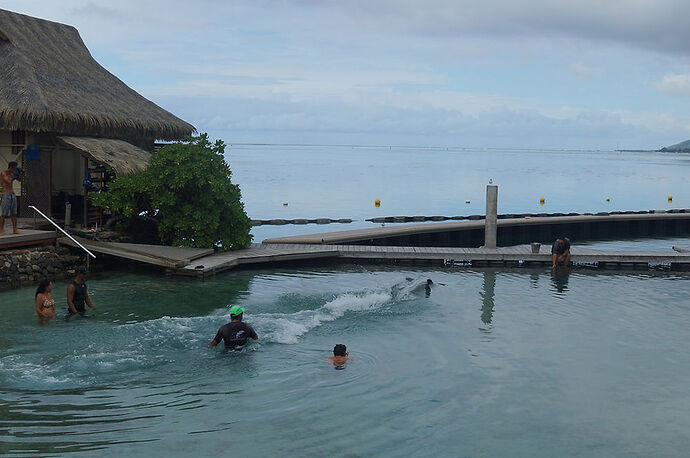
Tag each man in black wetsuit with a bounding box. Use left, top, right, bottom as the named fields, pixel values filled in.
left=551, top=237, right=571, bottom=268
left=67, top=267, right=96, bottom=315
left=209, top=306, right=258, bottom=349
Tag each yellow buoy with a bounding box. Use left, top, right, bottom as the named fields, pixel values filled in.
left=374, top=198, right=381, bottom=207
left=668, top=195, right=673, bottom=202
left=539, top=197, right=545, bottom=205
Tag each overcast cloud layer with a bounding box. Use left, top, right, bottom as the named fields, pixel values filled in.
left=3, top=0, right=690, bottom=148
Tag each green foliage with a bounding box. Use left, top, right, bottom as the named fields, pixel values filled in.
left=91, top=134, right=252, bottom=250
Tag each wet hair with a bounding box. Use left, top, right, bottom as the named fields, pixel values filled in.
left=333, top=344, right=347, bottom=356
left=8, top=161, right=17, bottom=169
left=35, top=279, right=52, bottom=298
left=427, top=279, right=433, bottom=285
left=75, top=266, right=87, bottom=275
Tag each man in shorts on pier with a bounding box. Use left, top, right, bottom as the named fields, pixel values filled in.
left=552, top=237, right=571, bottom=267
left=209, top=305, right=258, bottom=349
left=0, top=161, right=22, bottom=236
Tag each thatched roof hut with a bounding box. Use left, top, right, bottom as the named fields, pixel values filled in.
left=0, top=8, right=195, bottom=141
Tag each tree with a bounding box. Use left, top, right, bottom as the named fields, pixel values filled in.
left=91, top=134, right=252, bottom=250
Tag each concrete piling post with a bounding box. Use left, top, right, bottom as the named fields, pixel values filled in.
left=485, top=183, right=498, bottom=248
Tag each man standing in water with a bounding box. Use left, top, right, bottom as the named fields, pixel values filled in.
left=0, top=161, right=22, bottom=236
left=552, top=237, right=571, bottom=268
left=209, top=306, right=258, bottom=349
left=67, top=267, right=96, bottom=316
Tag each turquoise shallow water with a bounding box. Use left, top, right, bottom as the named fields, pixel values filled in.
left=1, top=266, right=690, bottom=456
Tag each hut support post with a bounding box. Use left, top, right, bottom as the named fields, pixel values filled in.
left=83, top=157, right=88, bottom=227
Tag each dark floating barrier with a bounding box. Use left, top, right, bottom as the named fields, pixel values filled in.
left=252, top=218, right=353, bottom=226
left=252, top=209, right=689, bottom=226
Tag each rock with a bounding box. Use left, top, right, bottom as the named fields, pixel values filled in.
left=31, top=264, right=41, bottom=272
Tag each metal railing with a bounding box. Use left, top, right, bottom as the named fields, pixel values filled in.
left=29, top=205, right=96, bottom=261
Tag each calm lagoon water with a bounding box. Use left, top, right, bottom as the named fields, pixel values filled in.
left=1, top=147, right=690, bottom=456
left=1, top=267, right=690, bottom=456
left=226, top=145, right=690, bottom=241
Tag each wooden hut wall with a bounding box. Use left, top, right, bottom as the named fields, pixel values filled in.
left=19, top=132, right=52, bottom=216
left=52, top=146, right=85, bottom=196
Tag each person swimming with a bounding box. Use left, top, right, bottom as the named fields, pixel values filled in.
left=328, top=344, right=349, bottom=368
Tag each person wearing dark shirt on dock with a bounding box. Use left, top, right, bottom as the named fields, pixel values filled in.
left=209, top=305, right=258, bottom=350
left=67, top=267, right=96, bottom=316
left=551, top=237, right=571, bottom=268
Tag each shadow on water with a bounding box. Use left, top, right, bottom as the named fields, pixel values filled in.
left=551, top=266, right=570, bottom=295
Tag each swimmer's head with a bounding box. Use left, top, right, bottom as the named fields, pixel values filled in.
left=333, top=344, right=347, bottom=357
left=229, top=305, right=244, bottom=320
left=427, top=279, right=433, bottom=285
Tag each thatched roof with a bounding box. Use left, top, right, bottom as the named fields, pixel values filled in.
left=0, top=9, right=194, bottom=141
left=57, top=136, right=151, bottom=175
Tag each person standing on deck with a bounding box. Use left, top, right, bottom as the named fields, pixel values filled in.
left=209, top=306, right=258, bottom=350
left=551, top=237, right=571, bottom=268
left=0, top=161, right=22, bottom=236
left=67, top=267, right=96, bottom=316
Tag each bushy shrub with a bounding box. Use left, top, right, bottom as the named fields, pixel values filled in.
left=91, top=134, right=252, bottom=250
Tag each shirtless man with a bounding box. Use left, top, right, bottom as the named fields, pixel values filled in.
left=328, top=344, right=350, bottom=367
left=0, top=161, right=22, bottom=236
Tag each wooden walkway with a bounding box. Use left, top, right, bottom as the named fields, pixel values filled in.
left=175, top=243, right=690, bottom=277
left=59, top=236, right=213, bottom=268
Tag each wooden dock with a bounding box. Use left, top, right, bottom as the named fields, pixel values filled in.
left=59, top=236, right=213, bottom=268
left=44, top=237, right=690, bottom=278
left=0, top=229, right=57, bottom=250
left=263, top=212, right=690, bottom=245
left=175, top=243, right=690, bottom=277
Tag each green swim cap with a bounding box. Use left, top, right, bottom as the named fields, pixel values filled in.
left=229, top=305, right=244, bottom=316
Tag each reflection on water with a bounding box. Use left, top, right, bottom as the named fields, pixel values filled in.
left=551, top=266, right=570, bottom=294
left=1, top=267, right=690, bottom=456
left=480, top=271, right=496, bottom=325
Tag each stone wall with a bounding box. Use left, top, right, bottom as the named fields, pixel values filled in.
left=0, top=246, right=83, bottom=291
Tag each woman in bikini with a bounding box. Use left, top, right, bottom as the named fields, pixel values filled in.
left=35, top=279, right=55, bottom=319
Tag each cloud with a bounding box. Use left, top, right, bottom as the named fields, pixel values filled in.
left=654, top=74, right=690, bottom=96
left=3, top=0, right=690, bottom=149
left=569, top=63, right=601, bottom=81
left=150, top=89, right=679, bottom=150
left=304, top=0, right=690, bottom=56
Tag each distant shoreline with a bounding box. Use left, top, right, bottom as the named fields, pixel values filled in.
left=615, top=149, right=657, bottom=152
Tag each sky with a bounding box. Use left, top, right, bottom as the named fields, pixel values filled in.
left=4, top=0, right=690, bottom=149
